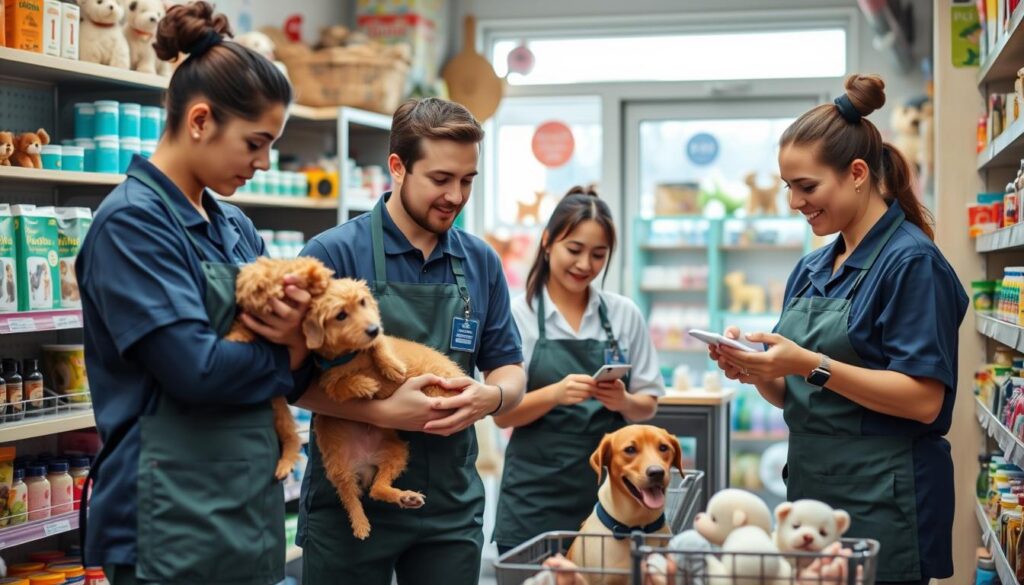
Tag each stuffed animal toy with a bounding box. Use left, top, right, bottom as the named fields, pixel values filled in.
left=79, top=0, right=131, bottom=69
left=694, top=488, right=773, bottom=546
left=744, top=172, right=781, bottom=216
left=236, top=31, right=276, bottom=61
left=698, top=183, right=744, bottom=216
left=0, top=132, right=14, bottom=166
left=12, top=129, right=50, bottom=169
left=124, top=0, right=169, bottom=75
left=724, top=271, right=766, bottom=315
left=890, top=102, right=923, bottom=173
left=773, top=500, right=850, bottom=556
left=517, top=190, right=546, bottom=225
left=705, top=526, right=793, bottom=585
left=666, top=529, right=713, bottom=585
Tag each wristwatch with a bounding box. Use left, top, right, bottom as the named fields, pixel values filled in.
left=806, top=353, right=832, bottom=387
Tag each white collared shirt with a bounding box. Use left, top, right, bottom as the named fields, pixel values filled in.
left=511, top=285, right=665, bottom=396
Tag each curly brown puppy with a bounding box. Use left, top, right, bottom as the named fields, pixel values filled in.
left=227, top=256, right=335, bottom=480
left=303, top=277, right=464, bottom=540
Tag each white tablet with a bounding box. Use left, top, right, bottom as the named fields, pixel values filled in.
left=688, top=329, right=762, bottom=353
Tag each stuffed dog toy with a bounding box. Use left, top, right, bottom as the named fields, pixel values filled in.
left=13, top=129, right=49, bottom=169
left=705, top=526, right=793, bottom=585
left=694, top=488, right=773, bottom=546
left=79, top=0, right=131, bottom=69
left=774, top=499, right=850, bottom=568
left=124, top=0, right=169, bottom=75
left=226, top=256, right=335, bottom=480
left=303, top=277, right=465, bottom=540
left=566, top=425, right=683, bottom=585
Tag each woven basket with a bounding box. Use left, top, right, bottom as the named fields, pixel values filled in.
left=283, top=47, right=409, bottom=113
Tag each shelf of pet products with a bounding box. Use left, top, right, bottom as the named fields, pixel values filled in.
left=976, top=396, right=1024, bottom=471
left=0, top=310, right=82, bottom=335
left=0, top=47, right=168, bottom=91
left=978, top=313, right=1024, bottom=353
left=978, top=3, right=1024, bottom=88
left=976, top=497, right=1020, bottom=585
left=0, top=166, right=124, bottom=187
left=219, top=194, right=339, bottom=210
left=289, top=105, right=340, bottom=123
left=980, top=112, right=1024, bottom=171
left=1, top=392, right=95, bottom=444
left=0, top=509, right=80, bottom=552
left=977, top=218, right=1024, bottom=252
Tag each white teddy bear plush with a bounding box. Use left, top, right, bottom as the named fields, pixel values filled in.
left=773, top=499, right=851, bottom=556
left=124, top=0, right=170, bottom=75
left=705, top=526, right=793, bottom=585
left=79, top=0, right=130, bottom=69
left=693, top=488, right=773, bottom=546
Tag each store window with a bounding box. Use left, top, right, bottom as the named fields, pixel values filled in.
left=491, top=28, right=847, bottom=86
left=482, top=95, right=602, bottom=293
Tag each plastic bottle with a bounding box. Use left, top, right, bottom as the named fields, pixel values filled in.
left=980, top=455, right=992, bottom=499
left=977, top=546, right=997, bottom=585
left=4, top=360, right=24, bottom=422
left=23, top=359, right=43, bottom=416
left=8, top=467, right=28, bottom=525
left=47, top=461, right=73, bottom=514
left=25, top=465, right=51, bottom=521
left=3, top=358, right=21, bottom=423
left=69, top=457, right=89, bottom=511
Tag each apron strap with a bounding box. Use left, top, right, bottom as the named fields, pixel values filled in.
left=370, top=201, right=387, bottom=283
left=596, top=296, right=624, bottom=363
left=451, top=256, right=471, bottom=318
left=126, top=168, right=213, bottom=264
left=536, top=289, right=548, bottom=339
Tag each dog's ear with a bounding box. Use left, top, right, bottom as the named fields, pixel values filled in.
left=302, top=312, right=325, bottom=350
left=667, top=432, right=683, bottom=472
left=589, top=433, right=613, bottom=485
left=774, top=502, right=793, bottom=526
left=833, top=509, right=851, bottom=536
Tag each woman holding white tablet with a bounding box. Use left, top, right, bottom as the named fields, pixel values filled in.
left=711, top=75, right=966, bottom=585
left=492, top=186, right=665, bottom=554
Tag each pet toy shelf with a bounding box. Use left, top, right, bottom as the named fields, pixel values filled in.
left=977, top=221, right=1024, bottom=252
left=0, top=47, right=168, bottom=90
left=979, top=115, right=1024, bottom=171
left=1, top=409, right=95, bottom=443
left=976, top=397, right=1024, bottom=470
left=978, top=3, right=1024, bottom=88
left=0, top=510, right=80, bottom=552
left=976, top=499, right=1020, bottom=585
left=0, top=310, right=82, bottom=335
left=0, top=167, right=123, bottom=187
left=977, top=314, right=1024, bottom=353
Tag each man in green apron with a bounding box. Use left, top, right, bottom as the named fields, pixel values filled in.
left=295, top=98, right=526, bottom=584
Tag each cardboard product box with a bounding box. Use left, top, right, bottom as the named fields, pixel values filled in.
left=42, top=0, right=59, bottom=57
left=0, top=1, right=7, bottom=47
left=13, top=205, right=60, bottom=311
left=356, top=0, right=445, bottom=91
left=4, top=0, right=42, bottom=52
left=60, top=1, right=78, bottom=60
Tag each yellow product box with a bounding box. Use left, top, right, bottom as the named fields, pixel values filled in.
left=4, top=0, right=42, bottom=52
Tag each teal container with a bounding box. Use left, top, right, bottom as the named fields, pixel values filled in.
left=40, top=145, right=62, bottom=170
left=141, top=106, right=161, bottom=140
left=119, top=137, right=140, bottom=173
left=119, top=103, right=141, bottom=139
left=95, top=137, right=119, bottom=173
left=140, top=139, right=157, bottom=160
left=75, top=138, right=96, bottom=172
left=62, top=146, right=84, bottom=172
left=93, top=100, right=119, bottom=139
left=74, top=103, right=95, bottom=139
left=250, top=170, right=266, bottom=195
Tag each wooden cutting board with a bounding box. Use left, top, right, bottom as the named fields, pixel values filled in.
left=442, top=14, right=504, bottom=122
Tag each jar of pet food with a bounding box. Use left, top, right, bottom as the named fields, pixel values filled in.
left=94, top=137, right=119, bottom=174
left=7, top=564, right=45, bottom=578
left=42, top=345, right=89, bottom=407
left=40, top=145, right=62, bottom=171
left=47, top=460, right=73, bottom=514
left=140, top=106, right=161, bottom=141
left=26, top=573, right=64, bottom=585
left=25, top=465, right=51, bottom=521
left=60, top=146, right=84, bottom=173
left=83, top=568, right=108, bottom=585
left=93, top=101, right=119, bottom=140
left=74, top=139, right=96, bottom=173
left=69, top=456, right=89, bottom=510
left=118, top=103, right=141, bottom=140
left=73, top=103, right=95, bottom=140
left=250, top=170, right=266, bottom=195
left=119, top=138, right=140, bottom=174
left=46, top=562, right=84, bottom=583
left=265, top=170, right=281, bottom=196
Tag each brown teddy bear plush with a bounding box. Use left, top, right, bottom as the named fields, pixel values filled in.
left=13, top=129, right=50, bottom=169
left=0, top=132, right=14, bottom=166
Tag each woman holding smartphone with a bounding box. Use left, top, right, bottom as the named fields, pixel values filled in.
left=492, top=186, right=665, bottom=554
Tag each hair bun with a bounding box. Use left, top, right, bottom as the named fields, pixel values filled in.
left=155, top=1, right=233, bottom=62
left=843, top=74, right=886, bottom=117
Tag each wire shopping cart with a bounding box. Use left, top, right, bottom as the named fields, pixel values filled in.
left=664, top=469, right=704, bottom=534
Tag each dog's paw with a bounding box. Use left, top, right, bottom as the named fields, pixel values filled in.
left=274, top=459, right=294, bottom=481
left=353, top=520, right=371, bottom=540
left=398, top=491, right=426, bottom=509
left=379, top=361, right=407, bottom=383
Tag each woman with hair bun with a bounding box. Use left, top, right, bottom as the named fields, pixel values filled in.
left=712, top=75, right=967, bottom=584
left=77, top=3, right=314, bottom=583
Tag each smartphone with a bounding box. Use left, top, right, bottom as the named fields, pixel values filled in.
left=688, top=329, right=763, bottom=353
left=592, top=364, right=632, bottom=382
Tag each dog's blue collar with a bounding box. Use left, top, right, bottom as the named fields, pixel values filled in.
left=313, top=352, right=359, bottom=371
left=595, top=501, right=665, bottom=540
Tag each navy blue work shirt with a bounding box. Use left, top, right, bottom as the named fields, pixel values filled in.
left=78, top=156, right=310, bottom=566
left=778, top=199, right=968, bottom=579
left=300, top=193, right=524, bottom=373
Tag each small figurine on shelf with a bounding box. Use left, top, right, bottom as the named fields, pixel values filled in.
left=0, top=132, right=14, bottom=166
left=724, top=271, right=766, bottom=314
left=12, top=129, right=50, bottom=169
left=124, top=0, right=171, bottom=75
left=769, top=281, right=785, bottom=314
left=744, top=172, right=781, bottom=216
left=79, top=0, right=131, bottom=69
left=516, top=190, right=546, bottom=225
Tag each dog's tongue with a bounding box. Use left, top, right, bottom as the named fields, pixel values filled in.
left=640, top=486, right=665, bottom=509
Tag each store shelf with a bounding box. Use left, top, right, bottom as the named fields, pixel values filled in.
left=0, top=511, right=79, bottom=551
left=978, top=5, right=1024, bottom=87
left=0, top=166, right=123, bottom=186
left=976, top=498, right=1019, bottom=585
left=659, top=388, right=736, bottom=406
left=640, top=244, right=707, bottom=252
left=286, top=546, right=303, bottom=563
left=976, top=397, right=1024, bottom=469
left=977, top=222, right=1024, bottom=252
left=979, top=115, right=1024, bottom=171
left=720, top=245, right=804, bottom=252
left=0, top=47, right=169, bottom=90
left=289, top=105, right=339, bottom=122
left=639, top=286, right=707, bottom=293
left=0, top=410, right=96, bottom=443
left=221, top=194, right=338, bottom=210
left=0, top=310, right=82, bottom=334
left=977, top=314, right=1024, bottom=352
left=346, top=197, right=377, bottom=213
left=731, top=431, right=788, bottom=442
left=284, top=481, right=302, bottom=503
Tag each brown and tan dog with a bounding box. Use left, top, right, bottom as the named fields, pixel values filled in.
left=567, top=425, right=683, bottom=585
left=227, top=256, right=335, bottom=480
left=303, top=277, right=465, bottom=540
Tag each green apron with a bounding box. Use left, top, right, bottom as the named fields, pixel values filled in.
left=493, top=291, right=627, bottom=549
left=86, top=170, right=285, bottom=585
left=777, top=216, right=921, bottom=583
left=300, top=201, right=484, bottom=585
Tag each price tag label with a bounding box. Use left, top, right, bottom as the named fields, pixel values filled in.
left=44, top=519, right=71, bottom=536
left=8, top=318, right=36, bottom=333
left=53, top=315, right=81, bottom=329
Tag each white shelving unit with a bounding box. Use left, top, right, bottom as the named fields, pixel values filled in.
left=0, top=410, right=96, bottom=443
left=976, top=397, right=1024, bottom=469
left=977, top=499, right=1018, bottom=585
left=0, top=511, right=80, bottom=551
